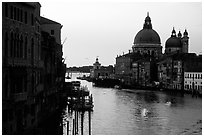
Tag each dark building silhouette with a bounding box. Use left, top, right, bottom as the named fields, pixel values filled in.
left=115, top=13, right=160, bottom=87
left=132, top=12, right=162, bottom=58
left=2, top=2, right=66, bottom=134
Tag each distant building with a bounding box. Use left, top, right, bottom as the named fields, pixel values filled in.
left=115, top=12, right=200, bottom=91
left=115, top=52, right=133, bottom=85
left=184, top=72, right=202, bottom=93
left=165, top=28, right=189, bottom=54
left=90, top=58, right=113, bottom=79
left=115, top=13, right=161, bottom=87
left=184, top=55, right=202, bottom=93
left=132, top=57, right=158, bottom=87
left=157, top=53, right=202, bottom=90
left=132, top=12, right=162, bottom=58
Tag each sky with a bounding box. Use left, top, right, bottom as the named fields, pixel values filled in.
left=39, top=0, right=202, bottom=67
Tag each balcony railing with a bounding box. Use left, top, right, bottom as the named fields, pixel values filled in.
left=7, top=58, right=30, bottom=67
left=12, top=92, right=28, bottom=102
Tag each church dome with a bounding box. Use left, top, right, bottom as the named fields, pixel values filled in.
left=165, top=28, right=182, bottom=48
left=133, top=12, right=161, bottom=45
left=134, top=29, right=161, bottom=44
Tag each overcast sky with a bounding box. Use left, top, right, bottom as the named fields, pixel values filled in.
left=40, top=0, right=202, bottom=67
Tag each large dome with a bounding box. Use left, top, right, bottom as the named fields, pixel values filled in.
left=165, top=37, right=182, bottom=48
left=134, top=29, right=161, bottom=44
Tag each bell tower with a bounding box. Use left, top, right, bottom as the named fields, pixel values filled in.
left=93, top=57, right=101, bottom=70
left=181, top=29, right=189, bottom=53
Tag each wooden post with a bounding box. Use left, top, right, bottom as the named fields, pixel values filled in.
left=88, top=110, right=91, bottom=135
left=67, top=121, right=69, bottom=135
left=74, top=111, right=77, bottom=134
left=76, top=110, right=78, bottom=134
left=72, top=119, right=75, bottom=135
left=81, top=112, right=84, bottom=135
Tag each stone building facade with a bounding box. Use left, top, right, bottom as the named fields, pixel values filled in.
left=90, top=58, right=113, bottom=79
left=2, top=2, right=66, bottom=134
left=157, top=53, right=202, bottom=91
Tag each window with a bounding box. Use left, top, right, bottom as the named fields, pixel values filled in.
left=20, top=35, right=23, bottom=58
left=10, top=5, right=13, bottom=19
left=24, top=11, right=27, bottom=24
left=17, top=8, right=19, bottom=21
left=20, top=9, right=23, bottom=22
left=10, top=32, right=13, bottom=57
left=51, top=30, right=54, bottom=35
left=5, top=32, right=8, bottom=57
left=31, top=14, right=34, bottom=26
left=16, top=34, right=20, bottom=58
left=24, top=36, right=27, bottom=59
left=14, top=33, right=17, bottom=57
left=31, top=38, right=34, bottom=60
left=5, top=3, right=8, bottom=17
left=14, top=7, right=16, bottom=20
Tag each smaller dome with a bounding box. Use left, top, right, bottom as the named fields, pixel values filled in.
left=165, top=37, right=182, bottom=48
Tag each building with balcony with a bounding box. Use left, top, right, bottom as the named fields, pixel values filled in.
left=2, top=2, right=42, bottom=134
left=2, top=2, right=66, bottom=134
left=184, top=72, right=202, bottom=93
left=157, top=53, right=201, bottom=91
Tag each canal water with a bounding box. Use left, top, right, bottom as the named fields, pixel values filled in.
left=61, top=72, right=202, bottom=135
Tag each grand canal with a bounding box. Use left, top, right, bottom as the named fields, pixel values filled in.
left=59, top=73, right=202, bottom=135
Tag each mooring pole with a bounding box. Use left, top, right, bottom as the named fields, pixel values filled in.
left=76, top=110, right=78, bottom=134
left=74, top=110, right=77, bottom=134
left=88, top=110, right=91, bottom=135
left=67, top=121, right=69, bottom=135
left=72, top=119, right=75, bottom=135
left=81, top=112, right=84, bottom=135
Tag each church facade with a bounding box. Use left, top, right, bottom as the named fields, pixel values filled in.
left=115, top=12, right=201, bottom=92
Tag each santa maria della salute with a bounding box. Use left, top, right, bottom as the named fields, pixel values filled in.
left=114, top=12, right=201, bottom=93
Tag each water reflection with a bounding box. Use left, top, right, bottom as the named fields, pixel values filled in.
left=62, top=73, right=202, bottom=135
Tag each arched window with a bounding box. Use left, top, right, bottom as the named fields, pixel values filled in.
left=16, top=34, right=20, bottom=58
left=20, top=35, right=23, bottom=58
left=10, top=32, right=13, bottom=57
left=31, top=38, right=34, bottom=60
left=5, top=32, right=8, bottom=57
left=14, top=33, right=17, bottom=57
left=24, top=36, right=27, bottom=59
